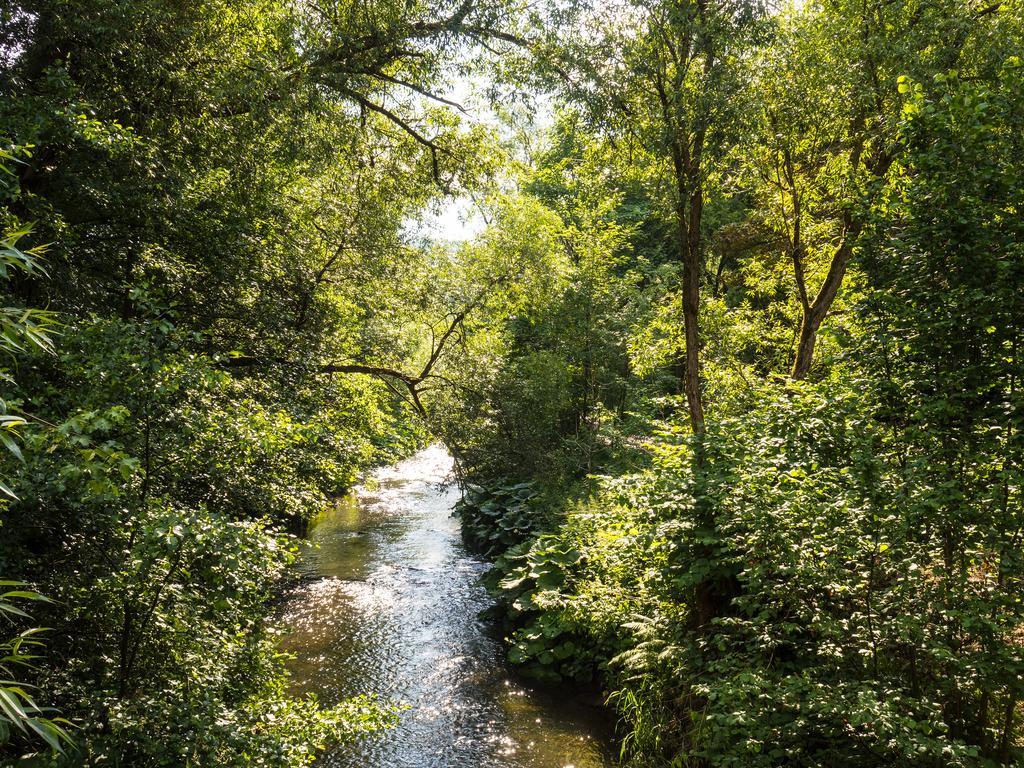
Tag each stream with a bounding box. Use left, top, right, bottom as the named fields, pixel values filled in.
left=279, top=445, right=615, bottom=768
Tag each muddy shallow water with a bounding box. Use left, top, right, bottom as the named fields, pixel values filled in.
left=279, top=445, right=615, bottom=768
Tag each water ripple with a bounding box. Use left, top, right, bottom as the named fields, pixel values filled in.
left=279, top=446, right=613, bottom=768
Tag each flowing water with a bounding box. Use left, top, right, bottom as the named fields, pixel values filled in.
left=279, top=445, right=614, bottom=768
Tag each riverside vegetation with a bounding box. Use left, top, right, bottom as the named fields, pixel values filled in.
left=1, top=1, right=1023, bottom=766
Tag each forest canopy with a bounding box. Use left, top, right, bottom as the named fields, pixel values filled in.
left=1, top=0, right=1023, bottom=766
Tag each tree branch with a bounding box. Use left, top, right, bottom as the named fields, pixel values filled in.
left=341, top=88, right=443, bottom=181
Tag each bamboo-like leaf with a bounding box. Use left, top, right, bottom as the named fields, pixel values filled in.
left=25, top=716, right=69, bottom=754
left=0, top=688, right=29, bottom=731
left=1, top=591, right=48, bottom=602
left=0, top=603, right=30, bottom=619
left=0, top=432, right=23, bottom=462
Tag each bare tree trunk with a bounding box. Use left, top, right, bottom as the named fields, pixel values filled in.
left=680, top=198, right=705, bottom=435
left=791, top=305, right=823, bottom=380
left=668, top=124, right=706, bottom=435
left=790, top=222, right=859, bottom=379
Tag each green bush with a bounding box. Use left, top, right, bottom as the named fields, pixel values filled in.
left=485, top=535, right=597, bottom=682
left=455, top=480, right=546, bottom=557
left=489, top=379, right=1024, bottom=767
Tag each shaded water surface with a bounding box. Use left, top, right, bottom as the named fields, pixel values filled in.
left=279, top=445, right=614, bottom=768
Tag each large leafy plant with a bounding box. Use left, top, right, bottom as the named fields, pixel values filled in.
left=0, top=585, right=72, bottom=754
left=455, top=480, right=547, bottom=557
left=488, top=535, right=596, bottom=682
left=0, top=146, right=72, bottom=758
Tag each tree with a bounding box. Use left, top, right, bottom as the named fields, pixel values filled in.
left=858, top=56, right=1024, bottom=760
left=751, top=0, right=1014, bottom=379
left=529, top=0, right=767, bottom=433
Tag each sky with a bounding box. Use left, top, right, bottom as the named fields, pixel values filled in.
left=420, top=197, right=488, bottom=242
left=410, top=71, right=553, bottom=243
left=410, top=74, right=492, bottom=242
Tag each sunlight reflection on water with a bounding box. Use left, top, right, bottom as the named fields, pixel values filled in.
left=279, top=445, right=614, bottom=768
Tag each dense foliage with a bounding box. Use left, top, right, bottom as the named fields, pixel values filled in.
left=0, top=0, right=511, bottom=764
left=430, top=2, right=1024, bottom=767
left=2, top=0, right=1022, bottom=766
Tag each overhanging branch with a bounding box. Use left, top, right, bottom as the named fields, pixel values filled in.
left=221, top=270, right=511, bottom=420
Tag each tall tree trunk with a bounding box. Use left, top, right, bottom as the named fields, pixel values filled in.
left=790, top=220, right=860, bottom=379
left=671, top=134, right=706, bottom=435
left=791, top=304, right=823, bottom=380
left=680, top=204, right=705, bottom=436
left=673, top=138, right=717, bottom=628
